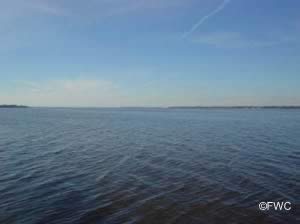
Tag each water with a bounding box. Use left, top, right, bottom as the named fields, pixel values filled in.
left=0, top=108, right=299, bottom=224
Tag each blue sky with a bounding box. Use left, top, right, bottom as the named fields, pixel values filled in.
left=0, top=0, right=300, bottom=107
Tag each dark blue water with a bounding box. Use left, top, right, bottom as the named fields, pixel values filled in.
left=0, top=108, right=299, bottom=224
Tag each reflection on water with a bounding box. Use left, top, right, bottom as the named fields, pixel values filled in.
left=0, top=108, right=299, bottom=223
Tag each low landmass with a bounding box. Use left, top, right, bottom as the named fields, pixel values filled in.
left=0, top=105, right=29, bottom=108
left=168, top=106, right=300, bottom=109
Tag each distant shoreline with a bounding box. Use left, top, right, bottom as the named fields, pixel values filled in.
left=167, top=106, right=300, bottom=109
left=31, top=106, right=300, bottom=109
left=0, top=105, right=29, bottom=108
left=1, top=105, right=300, bottom=109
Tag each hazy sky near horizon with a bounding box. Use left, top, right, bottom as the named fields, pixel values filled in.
left=1, top=0, right=300, bottom=107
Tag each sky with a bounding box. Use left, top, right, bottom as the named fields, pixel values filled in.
left=0, top=0, right=300, bottom=107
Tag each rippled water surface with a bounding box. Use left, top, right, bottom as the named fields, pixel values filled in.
left=0, top=108, right=299, bottom=223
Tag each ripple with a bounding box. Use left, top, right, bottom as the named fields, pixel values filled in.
left=0, top=108, right=299, bottom=223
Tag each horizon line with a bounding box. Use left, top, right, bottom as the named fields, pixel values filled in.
left=2, top=105, right=300, bottom=109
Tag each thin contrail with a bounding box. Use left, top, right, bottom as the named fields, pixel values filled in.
left=182, top=0, right=231, bottom=39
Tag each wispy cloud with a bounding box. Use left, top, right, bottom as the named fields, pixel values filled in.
left=0, top=78, right=209, bottom=107
left=0, top=0, right=64, bottom=20
left=182, top=0, right=231, bottom=38
left=0, top=79, right=124, bottom=107
left=0, top=0, right=189, bottom=21
left=190, top=31, right=296, bottom=48
left=94, top=0, right=187, bottom=17
left=29, top=1, right=65, bottom=16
